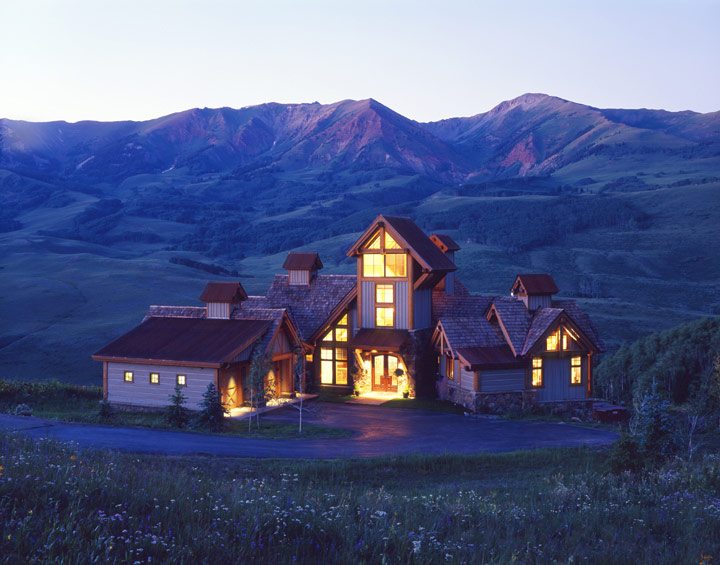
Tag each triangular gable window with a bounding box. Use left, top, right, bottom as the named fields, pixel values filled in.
left=384, top=231, right=401, bottom=249
left=365, top=231, right=382, bottom=250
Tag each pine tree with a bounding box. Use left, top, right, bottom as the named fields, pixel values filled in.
left=166, top=383, right=189, bottom=428
left=198, top=383, right=228, bottom=430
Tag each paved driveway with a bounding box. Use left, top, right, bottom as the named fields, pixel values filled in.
left=0, top=403, right=617, bottom=459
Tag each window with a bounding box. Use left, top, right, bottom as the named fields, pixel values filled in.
left=446, top=356, right=455, bottom=381
left=366, top=231, right=382, bottom=249
left=322, top=313, right=349, bottom=342
left=319, top=347, right=347, bottom=385
left=571, top=356, right=582, bottom=385
left=531, top=357, right=543, bottom=387
left=546, top=330, right=560, bottom=351
left=376, top=283, right=394, bottom=304
left=123, top=371, right=134, bottom=383
left=363, top=253, right=384, bottom=277
left=176, top=374, right=187, bottom=387
left=376, top=307, right=394, bottom=327
left=385, top=254, right=406, bottom=277
left=384, top=232, right=401, bottom=249
left=149, top=372, right=159, bottom=385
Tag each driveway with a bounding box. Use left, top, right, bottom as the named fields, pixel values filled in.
left=0, top=403, right=618, bottom=459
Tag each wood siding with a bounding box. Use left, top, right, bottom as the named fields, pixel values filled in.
left=526, top=295, right=552, bottom=311
left=479, top=368, right=525, bottom=393
left=459, top=365, right=476, bottom=392
left=107, top=362, right=215, bottom=409
left=206, top=302, right=231, bottom=319
left=395, top=281, right=410, bottom=329
left=536, top=356, right=587, bottom=402
left=361, top=281, right=375, bottom=328
left=413, top=288, right=432, bottom=329
left=288, top=270, right=310, bottom=286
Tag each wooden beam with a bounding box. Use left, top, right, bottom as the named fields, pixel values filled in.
left=102, top=362, right=108, bottom=401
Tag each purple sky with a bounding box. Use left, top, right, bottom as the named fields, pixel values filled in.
left=1, top=0, right=718, bottom=122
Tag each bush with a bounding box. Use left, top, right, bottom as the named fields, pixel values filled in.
left=11, top=403, right=32, bottom=417
left=196, top=383, right=227, bottom=431
left=631, top=385, right=673, bottom=461
left=98, top=400, right=113, bottom=421
left=608, top=433, right=644, bottom=473
left=166, top=384, right=189, bottom=428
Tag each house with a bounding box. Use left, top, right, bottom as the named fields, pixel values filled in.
left=93, top=215, right=602, bottom=412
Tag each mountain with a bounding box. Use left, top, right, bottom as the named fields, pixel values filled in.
left=1, top=93, right=719, bottom=383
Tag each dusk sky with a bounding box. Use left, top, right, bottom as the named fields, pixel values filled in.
left=1, top=0, right=718, bottom=123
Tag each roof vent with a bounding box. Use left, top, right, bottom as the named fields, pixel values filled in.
left=282, top=252, right=323, bottom=286
left=510, top=274, right=559, bottom=311
left=200, top=281, right=248, bottom=319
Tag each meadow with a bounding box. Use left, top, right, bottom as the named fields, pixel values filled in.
left=1, top=432, right=719, bottom=563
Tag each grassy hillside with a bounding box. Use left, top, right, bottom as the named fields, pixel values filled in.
left=1, top=433, right=719, bottom=562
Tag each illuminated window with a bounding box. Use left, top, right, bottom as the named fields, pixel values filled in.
left=531, top=357, right=543, bottom=387
left=363, top=253, right=384, bottom=277
left=335, top=328, right=348, bottom=342
left=338, top=313, right=348, bottom=326
left=123, top=371, right=134, bottom=383
left=149, top=372, right=159, bottom=385
left=571, top=356, right=582, bottom=385
left=322, top=330, right=332, bottom=342
left=319, top=346, right=347, bottom=385
left=446, top=356, right=454, bottom=381
left=376, top=284, right=394, bottom=304
left=384, top=232, right=401, bottom=249
left=546, top=330, right=560, bottom=351
left=305, top=354, right=313, bottom=362
left=385, top=253, right=406, bottom=277
left=366, top=231, right=382, bottom=249
left=376, top=307, right=394, bottom=327
left=176, top=374, right=187, bottom=387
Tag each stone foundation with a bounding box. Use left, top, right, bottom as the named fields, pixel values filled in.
left=474, top=391, right=538, bottom=415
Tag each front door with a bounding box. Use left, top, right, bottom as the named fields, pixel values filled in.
left=372, top=354, right=399, bottom=392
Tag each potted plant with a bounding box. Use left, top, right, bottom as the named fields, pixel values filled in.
left=402, top=387, right=410, bottom=399
left=353, top=384, right=361, bottom=397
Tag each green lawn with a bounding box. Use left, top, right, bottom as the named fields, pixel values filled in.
left=1, top=432, right=718, bottom=563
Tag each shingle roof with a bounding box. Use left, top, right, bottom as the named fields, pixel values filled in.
left=553, top=300, right=605, bottom=352
left=433, top=292, right=494, bottom=322
left=513, top=274, right=559, bottom=295
left=383, top=216, right=456, bottom=271
left=261, top=274, right=357, bottom=341
left=521, top=308, right=564, bottom=355
left=457, top=346, right=523, bottom=370
left=488, top=297, right=532, bottom=356
left=146, top=305, right=205, bottom=321
left=430, top=233, right=461, bottom=252
left=200, top=281, right=248, bottom=303
left=439, top=317, right=506, bottom=349
left=93, top=317, right=270, bottom=366
left=282, top=252, right=323, bottom=271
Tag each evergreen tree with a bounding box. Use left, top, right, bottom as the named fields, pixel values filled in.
left=166, top=383, right=189, bottom=428
left=197, top=383, right=228, bottom=430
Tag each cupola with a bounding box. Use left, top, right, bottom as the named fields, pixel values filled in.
left=282, top=252, right=323, bottom=286
left=510, top=274, right=559, bottom=311
left=200, top=281, right=248, bottom=319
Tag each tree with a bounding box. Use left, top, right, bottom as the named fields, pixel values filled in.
left=292, top=348, right=306, bottom=433
left=247, top=349, right=271, bottom=431
left=631, top=381, right=672, bottom=461
left=197, top=383, right=228, bottom=431
left=166, top=384, right=189, bottom=428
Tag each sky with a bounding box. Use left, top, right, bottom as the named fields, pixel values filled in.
left=1, top=0, right=718, bottom=123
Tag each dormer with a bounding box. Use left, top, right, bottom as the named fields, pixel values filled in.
left=200, top=281, right=248, bottom=319
left=511, top=274, right=559, bottom=311
left=430, top=233, right=460, bottom=295
left=283, top=252, right=323, bottom=286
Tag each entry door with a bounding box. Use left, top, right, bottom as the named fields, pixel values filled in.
left=372, top=355, right=399, bottom=392
left=273, top=358, right=293, bottom=396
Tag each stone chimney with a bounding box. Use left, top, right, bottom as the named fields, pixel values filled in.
left=510, top=274, right=559, bottom=311
left=282, top=252, right=323, bottom=286
left=200, top=281, right=248, bottom=319
left=430, top=234, right=460, bottom=295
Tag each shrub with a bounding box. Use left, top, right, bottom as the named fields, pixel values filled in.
left=631, top=384, right=673, bottom=461
left=196, top=383, right=227, bottom=431
left=98, top=400, right=113, bottom=421
left=608, top=432, right=644, bottom=473
left=166, top=384, right=189, bottom=428
left=11, top=403, right=32, bottom=417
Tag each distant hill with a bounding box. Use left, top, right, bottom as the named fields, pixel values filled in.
left=0, top=93, right=719, bottom=383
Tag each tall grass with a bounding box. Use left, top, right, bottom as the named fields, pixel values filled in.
left=1, top=433, right=718, bottom=563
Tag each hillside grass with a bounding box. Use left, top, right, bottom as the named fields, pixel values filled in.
left=0, top=380, right=351, bottom=439
left=1, top=433, right=719, bottom=563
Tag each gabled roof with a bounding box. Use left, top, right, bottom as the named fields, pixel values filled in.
left=260, top=274, right=357, bottom=341
left=430, top=233, right=460, bottom=252
left=486, top=297, right=532, bottom=356
left=512, top=274, right=559, bottom=295
left=282, top=252, right=323, bottom=271
left=521, top=308, right=564, bottom=355
left=347, top=214, right=456, bottom=272
left=92, top=317, right=270, bottom=367
left=437, top=317, right=505, bottom=350
left=200, top=281, right=248, bottom=303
